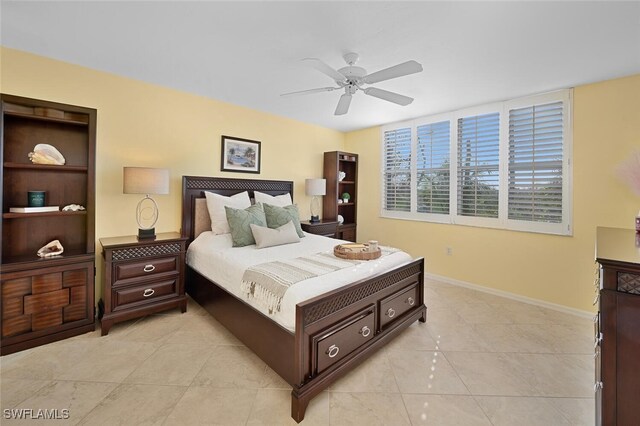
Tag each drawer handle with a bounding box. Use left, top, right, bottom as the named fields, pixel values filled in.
left=594, top=333, right=603, bottom=349
left=326, top=344, right=339, bottom=358
left=143, top=288, right=155, bottom=297
left=406, top=297, right=415, bottom=306
left=386, top=308, right=396, bottom=318
left=359, top=326, right=371, bottom=338
left=143, top=264, right=156, bottom=273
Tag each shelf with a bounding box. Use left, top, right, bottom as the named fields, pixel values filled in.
left=3, top=211, right=87, bottom=219
left=338, top=202, right=355, bottom=207
left=4, top=110, right=89, bottom=126
left=339, top=180, right=355, bottom=185
left=1, top=250, right=93, bottom=269
left=3, top=162, right=88, bottom=172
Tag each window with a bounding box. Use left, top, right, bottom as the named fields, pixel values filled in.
left=508, top=102, right=564, bottom=224
left=383, top=127, right=411, bottom=212
left=417, top=121, right=450, bottom=214
left=381, top=90, right=572, bottom=235
left=457, top=112, right=500, bottom=218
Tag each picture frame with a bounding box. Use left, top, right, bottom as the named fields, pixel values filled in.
left=220, top=135, right=261, bottom=174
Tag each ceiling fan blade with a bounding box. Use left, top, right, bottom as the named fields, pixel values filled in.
left=363, top=87, right=414, bottom=106
left=334, top=94, right=352, bottom=115
left=363, top=60, right=423, bottom=84
left=280, top=87, right=340, bottom=97
left=303, top=58, right=347, bottom=84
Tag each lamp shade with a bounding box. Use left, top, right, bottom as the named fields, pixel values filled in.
left=123, top=167, right=169, bottom=195
left=305, top=178, right=326, bottom=196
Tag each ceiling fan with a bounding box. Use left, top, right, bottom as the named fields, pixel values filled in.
left=281, top=52, right=423, bottom=115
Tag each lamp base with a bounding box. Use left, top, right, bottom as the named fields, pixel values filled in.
left=309, top=215, right=320, bottom=223
left=137, top=228, right=156, bottom=240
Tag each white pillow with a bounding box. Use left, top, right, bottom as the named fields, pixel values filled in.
left=204, top=191, right=251, bottom=235
left=254, top=191, right=292, bottom=207
left=250, top=221, right=300, bottom=249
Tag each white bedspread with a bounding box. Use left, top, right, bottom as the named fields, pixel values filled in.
left=186, top=231, right=413, bottom=332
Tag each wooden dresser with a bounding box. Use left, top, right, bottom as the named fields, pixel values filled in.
left=98, top=232, right=187, bottom=335
left=595, top=227, right=640, bottom=425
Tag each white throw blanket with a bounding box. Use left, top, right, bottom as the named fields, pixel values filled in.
left=241, top=248, right=398, bottom=314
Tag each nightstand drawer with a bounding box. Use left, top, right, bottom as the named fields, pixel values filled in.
left=113, top=279, right=178, bottom=309
left=114, top=257, right=178, bottom=282
left=309, top=223, right=337, bottom=236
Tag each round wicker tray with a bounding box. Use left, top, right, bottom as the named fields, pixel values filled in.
left=334, top=243, right=381, bottom=260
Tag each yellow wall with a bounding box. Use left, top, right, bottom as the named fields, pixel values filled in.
left=346, top=74, right=640, bottom=313
left=1, top=47, right=344, bottom=297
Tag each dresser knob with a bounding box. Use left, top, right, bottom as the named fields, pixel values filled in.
left=407, top=297, right=415, bottom=306
left=386, top=308, right=396, bottom=318
left=143, top=264, right=156, bottom=273
left=326, top=344, right=340, bottom=358
left=143, top=288, right=155, bottom=297
left=359, top=326, right=371, bottom=337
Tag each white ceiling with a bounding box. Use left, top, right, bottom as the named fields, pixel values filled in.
left=2, top=1, right=639, bottom=132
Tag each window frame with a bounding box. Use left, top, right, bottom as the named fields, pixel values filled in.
left=380, top=90, right=573, bottom=236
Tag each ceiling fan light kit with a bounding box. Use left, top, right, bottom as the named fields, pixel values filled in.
left=281, top=52, right=423, bottom=115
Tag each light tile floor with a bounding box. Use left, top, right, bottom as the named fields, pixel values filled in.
left=0, top=279, right=595, bottom=425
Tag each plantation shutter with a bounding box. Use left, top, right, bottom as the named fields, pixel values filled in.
left=508, top=101, right=564, bottom=223
left=457, top=112, right=500, bottom=218
left=417, top=121, right=450, bottom=214
left=383, top=127, right=412, bottom=212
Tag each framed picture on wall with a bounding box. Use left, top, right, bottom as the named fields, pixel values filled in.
left=220, top=135, right=261, bottom=174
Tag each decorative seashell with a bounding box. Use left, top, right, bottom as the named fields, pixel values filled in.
left=62, top=204, right=86, bottom=212
left=28, top=144, right=66, bottom=165
left=337, top=214, right=344, bottom=224
left=37, top=239, right=64, bottom=258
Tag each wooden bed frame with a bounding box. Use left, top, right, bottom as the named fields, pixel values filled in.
left=181, top=176, right=426, bottom=422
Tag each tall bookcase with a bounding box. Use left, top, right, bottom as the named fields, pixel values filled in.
left=0, top=94, right=96, bottom=355
left=323, top=151, right=358, bottom=242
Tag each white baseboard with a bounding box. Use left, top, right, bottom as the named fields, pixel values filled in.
left=424, top=272, right=593, bottom=319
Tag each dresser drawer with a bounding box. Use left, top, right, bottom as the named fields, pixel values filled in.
left=113, top=279, right=178, bottom=310
left=379, top=283, right=419, bottom=328
left=114, top=256, right=178, bottom=283
left=315, top=306, right=375, bottom=374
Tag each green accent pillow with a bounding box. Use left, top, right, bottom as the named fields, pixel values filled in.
left=263, top=203, right=305, bottom=238
left=225, top=204, right=267, bottom=247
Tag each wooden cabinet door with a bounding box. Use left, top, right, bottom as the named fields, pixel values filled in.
left=616, top=291, right=640, bottom=425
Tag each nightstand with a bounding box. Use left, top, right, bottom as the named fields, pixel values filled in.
left=98, top=232, right=188, bottom=335
left=301, top=220, right=339, bottom=238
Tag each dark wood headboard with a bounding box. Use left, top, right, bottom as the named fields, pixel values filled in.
left=181, top=176, right=294, bottom=245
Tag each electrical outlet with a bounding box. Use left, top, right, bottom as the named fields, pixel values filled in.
left=446, top=247, right=453, bottom=256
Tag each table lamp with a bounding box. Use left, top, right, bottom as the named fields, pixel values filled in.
left=305, top=178, right=326, bottom=223
left=123, top=167, right=169, bottom=239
